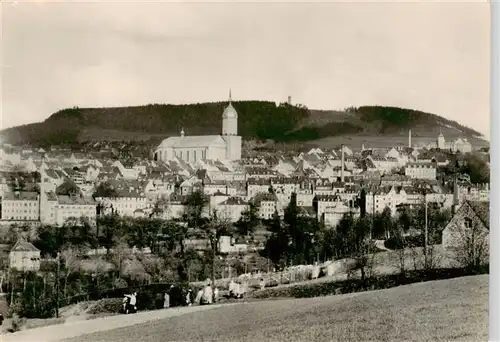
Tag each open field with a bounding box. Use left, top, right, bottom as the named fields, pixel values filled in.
left=4, top=275, right=482, bottom=342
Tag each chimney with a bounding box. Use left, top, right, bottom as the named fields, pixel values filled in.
left=409, top=129, right=412, bottom=148
left=452, top=175, right=459, bottom=214
left=341, top=145, right=345, bottom=183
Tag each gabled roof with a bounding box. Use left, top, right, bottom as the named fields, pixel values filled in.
left=11, top=238, right=40, bottom=253
left=466, top=201, right=490, bottom=229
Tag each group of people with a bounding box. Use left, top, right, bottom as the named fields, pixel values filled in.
left=123, top=277, right=260, bottom=314
left=194, top=279, right=219, bottom=305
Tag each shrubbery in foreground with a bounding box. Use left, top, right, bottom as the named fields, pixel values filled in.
left=251, top=265, right=489, bottom=300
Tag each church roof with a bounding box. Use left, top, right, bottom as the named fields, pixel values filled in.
left=158, top=135, right=227, bottom=149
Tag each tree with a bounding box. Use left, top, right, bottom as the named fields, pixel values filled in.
left=448, top=217, right=489, bottom=269
left=235, top=201, right=260, bottom=238
left=56, top=179, right=81, bottom=197
left=93, top=182, right=118, bottom=198
left=372, top=207, right=393, bottom=240
left=96, top=212, right=122, bottom=254
left=60, top=247, right=80, bottom=299
left=262, top=211, right=289, bottom=268
left=8, top=175, right=26, bottom=192
left=204, top=211, right=232, bottom=297
left=110, top=238, right=132, bottom=278
left=350, top=216, right=374, bottom=281
left=183, top=190, right=209, bottom=229
left=459, top=153, right=490, bottom=184
left=388, top=218, right=409, bottom=275
left=326, top=213, right=373, bottom=281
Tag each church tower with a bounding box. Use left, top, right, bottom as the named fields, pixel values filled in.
left=437, top=130, right=445, bottom=149
left=221, top=90, right=242, bottom=160
left=222, top=90, right=238, bottom=136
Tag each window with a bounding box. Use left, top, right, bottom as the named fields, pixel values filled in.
left=464, top=217, right=473, bottom=228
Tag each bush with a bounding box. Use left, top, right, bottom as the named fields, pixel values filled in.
left=8, top=313, right=26, bottom=333
left=384, top=235, right=423, bottom=249
left=251, top=265, right=489, bottom=300
left=85, top=298, right=123, bottom=315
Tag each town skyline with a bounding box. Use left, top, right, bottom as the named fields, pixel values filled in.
left=1, top=1, right=491, bottom=138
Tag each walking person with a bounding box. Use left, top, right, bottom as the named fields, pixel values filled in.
left=164, top=291, right=170, bottom=308
left=202, top=280, right=213, bottom=305
left=123, top=291, right=138, bottom=314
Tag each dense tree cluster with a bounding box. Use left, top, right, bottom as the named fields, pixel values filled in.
left=1, top=102, right=483, bottom=147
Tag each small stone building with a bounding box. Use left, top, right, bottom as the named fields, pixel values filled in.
left=442, top=201, right=489, bottom=253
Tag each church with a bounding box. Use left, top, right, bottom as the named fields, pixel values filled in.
left=154, top=92, right=242, bottom=163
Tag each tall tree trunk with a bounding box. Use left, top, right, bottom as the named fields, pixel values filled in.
left=64, top=275, right=68, bottom=299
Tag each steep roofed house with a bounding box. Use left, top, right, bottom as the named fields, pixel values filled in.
left=442, top=201, right=489, bottom=260
left=179, top=175, right=203, bottom=195
left=272, top=158, right=296, bottom=177
left=9, top=238, right=41, bottom=272
left=112, top=160, right=140, bottom=180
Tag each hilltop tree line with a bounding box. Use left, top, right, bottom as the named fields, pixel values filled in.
left=1, top=102, right=483, bottom=147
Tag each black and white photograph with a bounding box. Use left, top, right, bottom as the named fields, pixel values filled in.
left=0, top=1, right=493, bottom=341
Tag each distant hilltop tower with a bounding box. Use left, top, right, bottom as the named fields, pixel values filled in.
left=287, top=96, right=292, bottom=105
left=408, top=129, right=412, bottom=148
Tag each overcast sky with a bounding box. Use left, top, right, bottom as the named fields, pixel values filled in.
left=1, top=0, right=491, bottom=138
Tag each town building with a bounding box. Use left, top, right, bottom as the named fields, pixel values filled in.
left=405, top=162, right=437, bottom=180
left=427, top=132, right=472, bottom=153
left=1, top=191, right=40, bottom=221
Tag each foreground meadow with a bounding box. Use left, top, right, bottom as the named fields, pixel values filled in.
left=61, top=275, right=488, bottom=342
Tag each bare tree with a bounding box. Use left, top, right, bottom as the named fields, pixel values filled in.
left=448, top=218, right=489, bottom=269
left=60, top=246, right=80, bottom=300
left=205, top=211, right=232, bottom=296
left=388, top=222, right=408, bottom=275
left=110, top=238, right=131, bottom=278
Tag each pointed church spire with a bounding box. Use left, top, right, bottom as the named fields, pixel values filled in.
left=228, top=89, right=232, bottom=104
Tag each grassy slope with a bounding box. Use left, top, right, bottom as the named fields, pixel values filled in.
left=62, top=275, right=488, bottom=342
left=0, top=103, right=488, bottom=148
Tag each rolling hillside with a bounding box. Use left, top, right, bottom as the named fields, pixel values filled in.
left=0, top=102, right=488, bottom=149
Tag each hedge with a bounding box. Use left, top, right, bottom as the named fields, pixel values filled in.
left=251, top=265, right=489, bottom=300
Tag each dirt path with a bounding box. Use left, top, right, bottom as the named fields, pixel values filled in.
left=1, top=303, right=238, bottom=342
